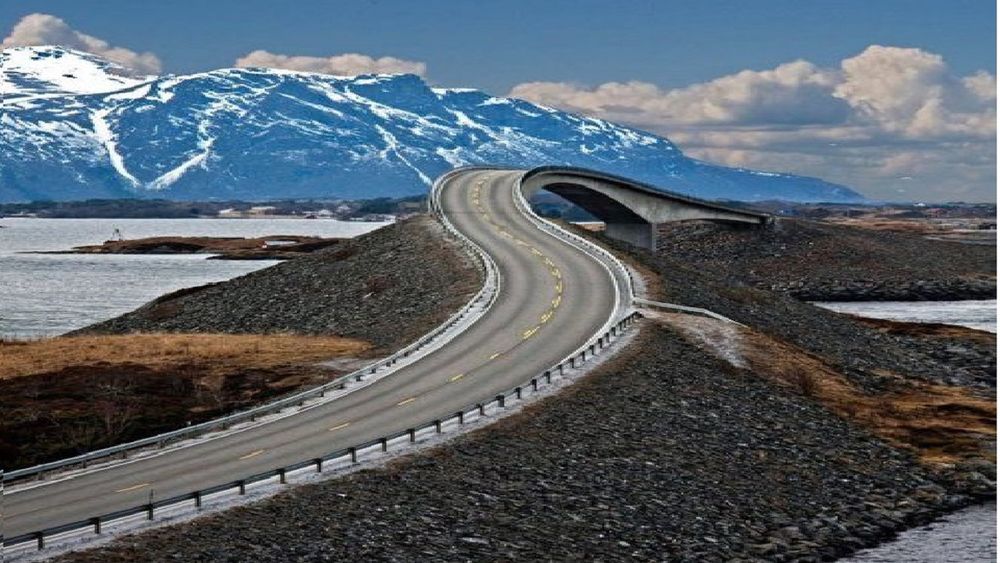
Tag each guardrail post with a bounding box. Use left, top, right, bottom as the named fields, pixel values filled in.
left=408, top=428, right=416, bottom=443
left=238, top=480, right=246, bottom=495
left=545, top=370, right=552, bottom=384
left=434, top=420, right=443, bottom=433
left=92, top=516, right=102, bottom=534
left=531, top=378, right=538, bottom=392
left=147, top=502, right=154, bottom=520
left=478, top=403, right=486, bottom=416
left=381, top=437, right=389, bottom=452
left=279, top=468, right=287, bottom=485
left=35, top=531, right=44, bottom=551
left=194, top=490, right=202, bottom=509
left=496, top=394, right=505, bottom=408
left=349, top=447, right=357, bottom=463
left=456, top=411, right=464, bottom=424
left=315, top=458, right=323, bottom=473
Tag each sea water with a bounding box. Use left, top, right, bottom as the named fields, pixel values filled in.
left=0, top=218, right=388, bottom=338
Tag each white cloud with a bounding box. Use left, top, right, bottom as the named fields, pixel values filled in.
left=1, top=13, right=162, bottom=74
left=234, top=50, right=426, bottom=77
left=510, top=45, right=996, bottom=201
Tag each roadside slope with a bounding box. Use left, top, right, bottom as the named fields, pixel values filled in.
left=655, top=219, right=995, bottom=301
left=82, top=216, right=481, bottom=352
left=56, top=323, right=981, bottom=563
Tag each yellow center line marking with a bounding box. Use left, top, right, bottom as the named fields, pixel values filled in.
left=329, top=422, right=351, bottom=432
left=530, top=247, right=542, bottom=256
left=544, top=257, right=555, bottom=267
left=523, top=326, right=539, bottom=339
left=556, top=282, right=563, bottom=293
left=397, top=397, right=417, bottom=406
left=239, top=449, right=266, bottom=460
left=450, top=373, right=465, bottom=382
left=553, top=295, right=562, bottom=308
left=540, top=311, right=553, bottom=323
left=489, top=352, right=502, bottom=360
left=115, top=483, right=150, bottom=493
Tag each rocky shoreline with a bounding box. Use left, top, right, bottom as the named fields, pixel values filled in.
left=767, top=276, right=995, bottom=302
left=655, top=219, right=995, bottom=302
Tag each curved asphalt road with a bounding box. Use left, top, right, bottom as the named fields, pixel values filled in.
left=4, top=169, right=621, bottom=539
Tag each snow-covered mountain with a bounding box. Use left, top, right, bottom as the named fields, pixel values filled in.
left=0, top=46, right=864, bottom=203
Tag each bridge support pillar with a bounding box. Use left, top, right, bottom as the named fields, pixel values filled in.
left=605, top=222, right=656, bottom=250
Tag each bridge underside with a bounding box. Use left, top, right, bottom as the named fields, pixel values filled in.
left=540, top=183, right=658, bottom=249
left=522, top=171, right=770, bottom=250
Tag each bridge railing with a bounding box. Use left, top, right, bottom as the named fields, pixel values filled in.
left=3, top=172, right=501, bottom=487
left=2, top=310, right=643, bottom=556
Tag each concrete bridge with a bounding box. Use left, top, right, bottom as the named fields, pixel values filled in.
left=521, top=166, right=771, bottom=249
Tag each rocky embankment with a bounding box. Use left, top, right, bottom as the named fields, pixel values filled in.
left=655, top=219, right=995, bottom=301
left=604, top=230, right=996, bottom=392
left=81, top=217, right=481, bottom=351
left=58, top=324, right=991, bottom=563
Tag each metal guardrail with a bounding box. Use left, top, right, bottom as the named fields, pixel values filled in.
left=3, top=166, right=648, bottom=556
left=633, top=297, right=745, bottom=326
left=2, top=310, right=641, bottom=555
left=3, top=171, right=501, bottom=486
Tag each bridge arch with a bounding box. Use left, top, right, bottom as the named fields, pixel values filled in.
left=520, top=167, right=770, bottom=249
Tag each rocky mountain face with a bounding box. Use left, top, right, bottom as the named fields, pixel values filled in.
left=1, top=46, right=864, bottom=203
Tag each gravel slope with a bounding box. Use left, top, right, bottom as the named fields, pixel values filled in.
left=655, top=219, right=995, bottom=301
left=57, top=325, right=980, bottom=563
left=599, top=231, right=995, bottom=392
left=81, top=217, right=481, bottom=352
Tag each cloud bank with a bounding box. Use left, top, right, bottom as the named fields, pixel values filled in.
left=2, top=13, right=162, bottom=74
left=235, top=50, right=427, bottom=77
left=511, top=46, right=996, bottom=201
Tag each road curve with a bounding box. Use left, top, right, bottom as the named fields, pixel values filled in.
left=4, top=169, right=625, bottom=540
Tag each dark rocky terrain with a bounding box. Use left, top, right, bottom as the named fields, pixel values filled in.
left=81, top=217, right=482, bottom=352
left=655, top=219, right=995, bottom=301
left=57, top=325, right=989, bottom=563
left=56, top=214, right=995, bottom=562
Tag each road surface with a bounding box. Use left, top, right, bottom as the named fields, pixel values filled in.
left=5, top=168, right=623, bottom=539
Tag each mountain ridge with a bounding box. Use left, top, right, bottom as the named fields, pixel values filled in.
left=0, top=46, right=864, bottom=203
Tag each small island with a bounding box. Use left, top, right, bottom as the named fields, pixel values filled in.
left=47, top=235, right=344, bottom=260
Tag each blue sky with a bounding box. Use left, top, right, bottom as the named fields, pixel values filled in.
left=2, top=0, right=993, bottom=93
left=1, top=1, right=996, bottom=201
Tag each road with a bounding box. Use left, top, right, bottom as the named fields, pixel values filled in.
left=4, top=168, right=623, bottom=539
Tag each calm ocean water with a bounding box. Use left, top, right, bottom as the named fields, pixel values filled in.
left=0, top=217, right=388, bottom=338
left=815, top=300, right=997, bottom=333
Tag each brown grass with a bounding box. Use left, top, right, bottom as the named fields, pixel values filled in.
left=850, top=316, right=997, bottom=348
left=741, top=330, right=995, bottom=466
left=0, top=333, right=371, bottom=380
left=655, top=314, right=996, bottom=466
